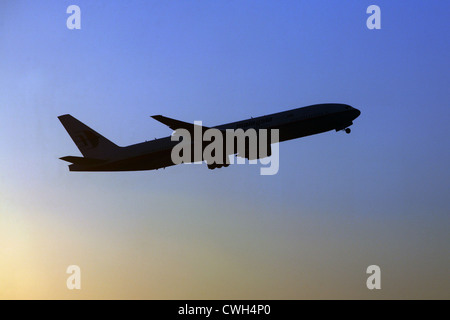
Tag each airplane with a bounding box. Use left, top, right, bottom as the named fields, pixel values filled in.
left=58, top=103, right=361, bottom=172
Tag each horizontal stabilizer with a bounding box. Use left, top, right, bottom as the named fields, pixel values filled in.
left=60, top=156, right=107, bottom=166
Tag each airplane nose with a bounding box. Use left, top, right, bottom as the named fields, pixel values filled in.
left=353, top=108, right=361, bottom=119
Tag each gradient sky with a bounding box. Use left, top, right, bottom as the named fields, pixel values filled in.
left=0, top=0, right=449, bottom=299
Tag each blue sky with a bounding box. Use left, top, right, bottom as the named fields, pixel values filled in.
left=0, top=0, right=449, bottom=299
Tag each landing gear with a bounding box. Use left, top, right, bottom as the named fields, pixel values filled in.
left=344, top=128, right=351, bottom=134
left=207, top=163, right=230, bottom=170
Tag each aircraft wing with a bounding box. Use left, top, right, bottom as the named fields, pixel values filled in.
left=151, top=115, right=214, bottom=135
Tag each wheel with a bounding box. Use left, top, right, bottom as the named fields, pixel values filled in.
left=207, top=163, right=216, bottom=170
left=345, top=128, right=351, bottom=134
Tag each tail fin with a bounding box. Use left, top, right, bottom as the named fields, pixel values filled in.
left=58, top=114, right=120, bottom=159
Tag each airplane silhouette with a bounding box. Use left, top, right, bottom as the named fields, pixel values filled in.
left=58, top=103, right=361, bottom=171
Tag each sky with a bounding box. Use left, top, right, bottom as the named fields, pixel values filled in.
left=0, top=0, right=449, bottom=299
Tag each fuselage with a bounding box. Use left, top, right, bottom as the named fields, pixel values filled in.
left=65, top=103, right=360, bottom=171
